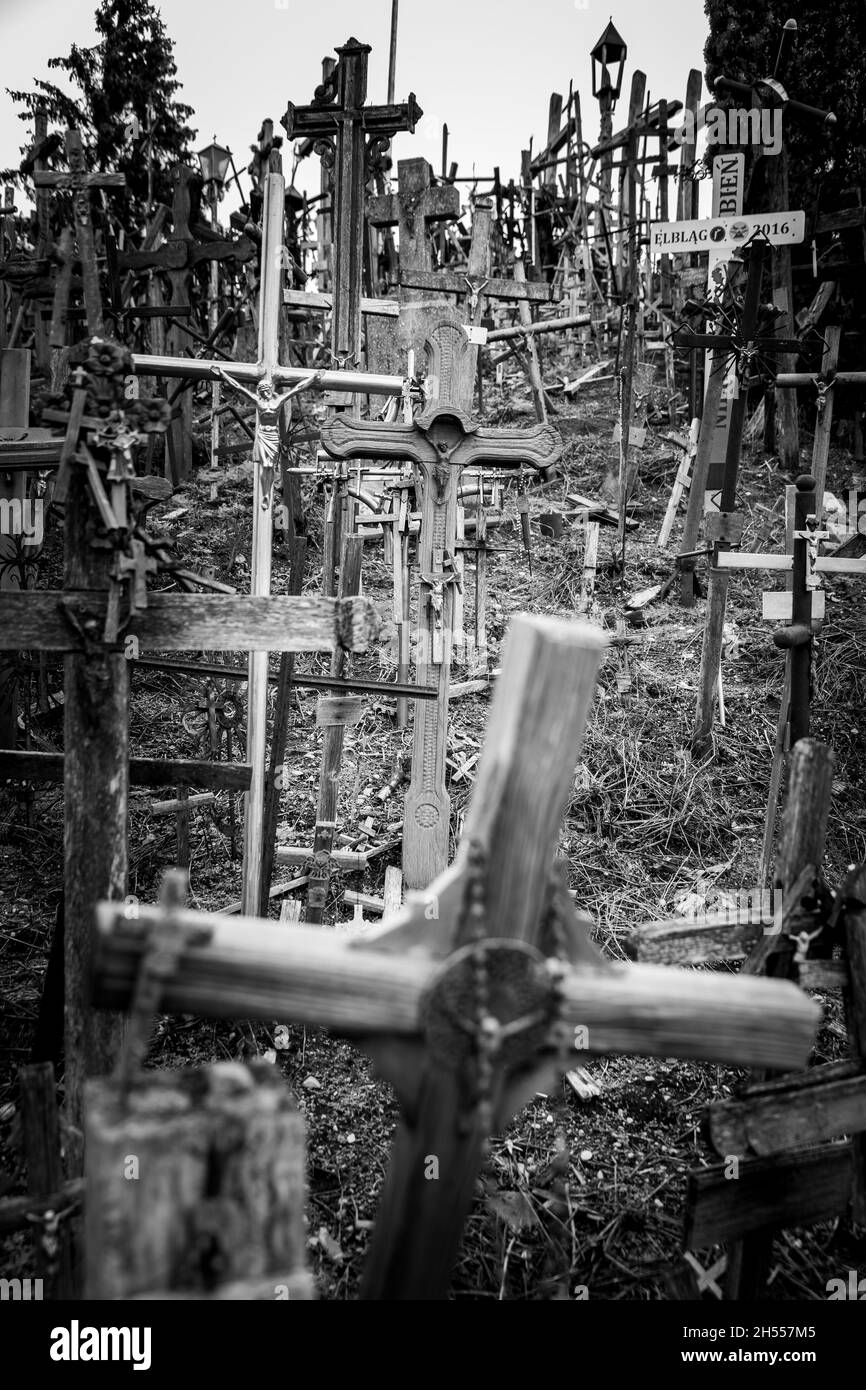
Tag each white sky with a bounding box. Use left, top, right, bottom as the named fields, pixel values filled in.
left=1, top=0, right=710, bottom=214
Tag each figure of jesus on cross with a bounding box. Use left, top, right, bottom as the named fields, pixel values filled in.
left=215, top=367, right=324, bottom=510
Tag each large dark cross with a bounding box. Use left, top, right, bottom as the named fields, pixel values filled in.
left=281, top=36, right=422, bottom=367
left=712, top=17, right=835, bottom=471
left=92, top=612, right=820, bottom=1300
left=118, top=164, right=255, bottom=481
left=321, top=316, right=562, bottom=890
left=33, top=129, right=125, bottom=338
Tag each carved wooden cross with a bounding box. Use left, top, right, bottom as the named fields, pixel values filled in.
left=33, top=128, right=126, bottom=338
left=281, top=36, right=422, bottom=365
left=321, top=317, right=562, bottom=890
left=93, top=612, right=819, bottom=1300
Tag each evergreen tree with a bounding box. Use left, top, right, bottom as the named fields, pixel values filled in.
left=5, top=0, right=196, bottom=232
left=704, top=0, right=866, bottom=215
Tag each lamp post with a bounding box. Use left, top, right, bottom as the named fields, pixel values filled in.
left=590, top=18, right=627, bottom=209
left=197, top=139, right=232, bottom=472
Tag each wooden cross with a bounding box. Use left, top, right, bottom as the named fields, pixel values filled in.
left=714, top=473, right=866, bottom=878
left=367, top=156, right=460, bottom=292
left=92, top=612, right=820, bottom=1300
left=321, top=314, right=541, bottom=888
left=0, top=340, right=378, bottom=1154
left=666, top=239, right=815, bottom=753
left=33, top=129, right=125, bottom=339
left=713, top=17, right=836, bottom=472
left=281, top=36, right=422, bottom=366
left=118, top=163, right=255, bottom=482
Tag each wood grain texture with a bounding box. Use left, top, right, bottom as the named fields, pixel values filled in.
left=708, top=1061, right=866, bottom=1157
left=685, top=1142, right=853, bottom=1247
left=0, top=593, right=380, bottom=652
left=0, top=750, right=252, bottom=791
left=85, top=1062, right=308, bottom=1298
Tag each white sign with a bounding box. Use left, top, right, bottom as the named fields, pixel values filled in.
left=650, top=210, right=805, bottom=255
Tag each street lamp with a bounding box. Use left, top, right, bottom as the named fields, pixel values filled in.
left=590, top=18, right=627, bottom=211
left=197, top=138, right=232, bottom=194
left=590, top=18, right=627, bottom=106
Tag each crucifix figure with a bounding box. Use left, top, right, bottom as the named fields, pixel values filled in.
left=215, top=367, right=323, bottom=510
left=321, top=314, right=562, bottom=889
left=92, top=612, right=819, bottom=1300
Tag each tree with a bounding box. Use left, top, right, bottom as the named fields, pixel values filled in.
left=5, top=0, right=196, bottom=233
left=704, top=0, right=866, bottom=216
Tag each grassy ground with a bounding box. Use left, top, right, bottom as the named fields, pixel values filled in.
left=1, top=352, right=865, bottom=1299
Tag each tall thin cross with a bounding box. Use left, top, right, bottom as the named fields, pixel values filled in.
left=321, top=315, right=562, bottom=889
left=33, top=129, right=125, bottom=338
left=281, top=37, right=422, bottom=366
left=668, top=239, right=810, bottom=752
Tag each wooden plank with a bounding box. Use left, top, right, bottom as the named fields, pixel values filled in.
left=684, top=1143, right=853, bottom=1247
left=0, top=750, right=253, bottom=791
left=632, top=915, right=763, bottom=965
left=708, top=1063, right=866, bottom=1157
left=762, top=590, right=825, bottom=621
left=63, top=462, right=127, bottom=1172
left=401, top=269, right=560, bottom=303
left=84, top=1063, right=309, bottom=1298
left=93, top=907, right=819, bottom=1071
left=19, top=1063, right=73, bottom=1297
left=0, top=593, right=380, bottom=652
left=315, top=694, right=363, bottom=727
left=716, top=551, right=792, bottom=571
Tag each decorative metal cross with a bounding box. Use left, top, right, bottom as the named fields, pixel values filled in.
left=322, top=314, right=561, bottom=889
left=281, top=36, right=422, bottom=365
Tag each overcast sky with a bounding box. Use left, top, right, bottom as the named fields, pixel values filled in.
left=2, top=0, right=710, bottom=213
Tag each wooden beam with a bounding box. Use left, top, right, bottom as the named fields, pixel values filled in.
left=685, top=1142, right=853, bottom=1247
left=93, top=909, right=818, bottom=1073
left=0, top=593, right=380, bottom=652
left=707, top=1061, right=866, bottom=1157
left=0, top=750, right=253, bottom=791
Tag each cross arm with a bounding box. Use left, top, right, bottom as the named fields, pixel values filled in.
left=459, top=422, right=563, bottom=472
left=320, top=415, right=434, bottom=468
left=282, top=97, right=422, bottom=142
left=33, top=171, right=126, bottom=188
left=712, top=76, right=835, bottom=126
left=91, top=905, right=817, bottom=1073
left=366, top=193, right=399, bottom=228
left=400, top=269, right=562, bottom=303
left=674, top=329, right=803, bottom=355
left=0, top=593, right=380, bottom=653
